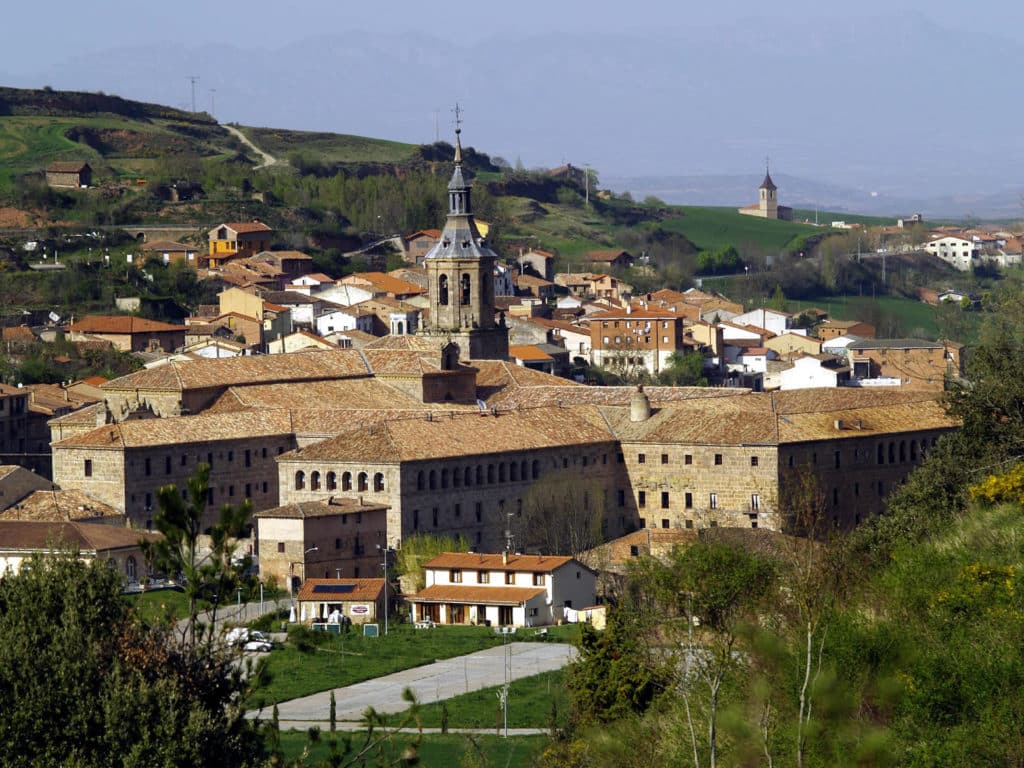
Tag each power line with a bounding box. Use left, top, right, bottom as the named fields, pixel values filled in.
left=186, top=76, right=200, bottom=113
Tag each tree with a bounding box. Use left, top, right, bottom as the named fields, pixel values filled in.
left=141, top=462, right=251, bottom=647
left=0, top=552, right=264, bottom=767
left=657, top=351, right=708, bottom=387
left=393, top=532, right=470, bottom=593
left=520, top=469, right=606, bottom=556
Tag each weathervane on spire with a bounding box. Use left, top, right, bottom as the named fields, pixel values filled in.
left=765, top=154, right=770, bottom=176
left=452, top=103, right=464, bottom=164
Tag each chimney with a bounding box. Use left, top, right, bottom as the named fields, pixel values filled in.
left=502, top=551, right=508, bottom=566
left=630, top=385, right=652, bottom=422
left=834, top=419, right=844, bottom=430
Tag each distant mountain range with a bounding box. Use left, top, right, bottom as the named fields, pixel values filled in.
left=4, top=11, right=1023, bottom=219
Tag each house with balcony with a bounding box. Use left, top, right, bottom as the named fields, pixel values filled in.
left=406, top=551, right=597, bottom=627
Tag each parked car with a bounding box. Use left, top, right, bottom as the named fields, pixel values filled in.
left=224, top=627, right=273, bottom=652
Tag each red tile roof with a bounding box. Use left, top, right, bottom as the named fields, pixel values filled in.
left=407, top=584, right=547, bottom=605
left=297, top=578, right=385, bottom=603
left=424, top=552, right=575, bottom=573
left=69, top=316, right=185, bottom=334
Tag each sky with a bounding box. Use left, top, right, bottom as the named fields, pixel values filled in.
left=4, top=1, right=1024, bottom=215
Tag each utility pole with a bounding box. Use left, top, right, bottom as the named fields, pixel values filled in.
left=584, top=164, right=591, bottom=207
left=209, top=88, right=216, bottom=119
left=187, top=76, right=200, bottom=113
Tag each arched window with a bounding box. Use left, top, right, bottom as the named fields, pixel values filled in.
left=487, top=464, right=495, bottom=484
left=888, top=442, right=895, bottom=464
left=326, top=472, right=337, bottom=491
left=441, top=469, right=449, bottom=489
left=521, top=460, right=528, bottom=480
left=476, top=465, right=484, bottom=485
left=510, top=462, right=518, bottom=482
left=910, top=441, right=918, bottom=461
left=295, top=471, right=305, bottom=490
left=429, top=470, right=437, bottom=490
left=311, top=471, right=321, bottom=491
left=499, top=463, right=506, bottom=483
left=438, top=274, right=449, bottom=306
left=417, top=471, right=425, bottom=491
left=358, top=472, right=368, bottom=492
left=532, top=460, right=540, bottom=480
left=899, top=441, right=906, bottom=463
left=126, top=556, right=137, bottom=582
left=342, top=472, right=352, bottom=491
left=453, top=469, right=461, bottom=488
left=877, top=444, right=884, bottom=465
left=461, top=273, right=471, bottom=305
left=396, top=321, right=404, bottom=335
left=464, top=467, right=472, bottom=487
left=373, top=472, right=385, bottom=492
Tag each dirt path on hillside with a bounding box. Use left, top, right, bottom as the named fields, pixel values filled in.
left=223, top=124, right=279, bottom=170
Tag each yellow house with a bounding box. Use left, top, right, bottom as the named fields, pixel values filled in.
left=207, top=221, right=274, bottom=267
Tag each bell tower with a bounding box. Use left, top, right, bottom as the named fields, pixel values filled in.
left=759, top=159, right=778, bottom=219
left=422, top=109, right=508, bottom=361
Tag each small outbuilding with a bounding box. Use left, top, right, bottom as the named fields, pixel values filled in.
left=46, top=161, right=92, bottom=189
left=296, top=578, right=386, bottom=626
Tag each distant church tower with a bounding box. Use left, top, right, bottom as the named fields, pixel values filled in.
left=422, top=117, right=509, bottom=361
left=758, top=164, right=778, bottom=219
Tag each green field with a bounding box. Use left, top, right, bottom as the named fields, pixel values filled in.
left=660, top=206, right=823, bottom=252
left=788, top=294, right=941, bottom=339
left=251, top=625, right=511, bottom=707
left=243, top=126, right=417, bottom=165
left=385, top=669, right=569, bottom=730
left=276, top=730, right=547, bottom=767
left=124, top=588, right=191, bottom=624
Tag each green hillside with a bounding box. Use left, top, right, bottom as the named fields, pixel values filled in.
left=659, top=206, right=823, bottom=252
left=243, top=126, right=416, bottom=165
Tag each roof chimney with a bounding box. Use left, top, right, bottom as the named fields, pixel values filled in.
left=834, top=419, right=844, bottom=430
left=630, top=385, right=652, bottom=422
left=502, top=550, right=509, bottom=566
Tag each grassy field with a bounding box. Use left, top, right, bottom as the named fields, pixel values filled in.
left=124, top=587, right=191, bottom=624
left=276, top=730, right=548, bottom=767
left=787, top=294, right=941, bottom=338
left=385, top=669, right=569, bottom=730
left=251, top=625, right=512, bottom=707
left=660, top=206, right=823, bottom=252
left=789, top=208, right=897, bottom=227
left=243, top=127, right=417, bottom=164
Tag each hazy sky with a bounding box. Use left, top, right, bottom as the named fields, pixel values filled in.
left=4, top=1, right=1023, bottom=213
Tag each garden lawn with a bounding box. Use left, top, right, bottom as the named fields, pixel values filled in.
left=124, top=587, right=191, bottom=624
left=384, top=669, right=569, bottom=730
left=250, top=624, right=509, bottom=706
left=275, top=730, right=548, bottom=768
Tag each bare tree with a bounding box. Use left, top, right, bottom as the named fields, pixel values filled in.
left=520, top=470, right=606, bottom=556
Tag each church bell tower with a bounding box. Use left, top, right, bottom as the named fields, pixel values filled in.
left=422, top=111, right=508, bottom=361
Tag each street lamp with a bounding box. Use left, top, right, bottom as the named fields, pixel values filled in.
left=377, top=544, right=393, bottom=635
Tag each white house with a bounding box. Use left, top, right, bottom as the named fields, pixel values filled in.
left=494, top=263, right=515, bottom=297
left=821, top=334, right=863, bottom=356
left=924, top=235, right=978, bottom=271
left=731, top=308, right=791, bottom=336
left=315, top=305, right=375, bottom=336
left=779, top=354, right=851, bottom=390
left=314, top=283, right=375, bottom=308
left=407, top=552, right=597, bottom=628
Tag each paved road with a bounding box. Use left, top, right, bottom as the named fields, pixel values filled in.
left=254, top=642, right=577, bottom=725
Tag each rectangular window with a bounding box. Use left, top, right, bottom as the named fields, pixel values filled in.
left=84, top=459, right=92, bottom=477
left=450, top=569, right=462, bottom=583
left=638, top=491, right=646, bottom=508
left=684, top=454, right=692, bottom=465
left=277, top=542, right=284, bottom=553
left=165, top=456, right=171, bottom=475
left=685, top=492, right=693, bottom=508
left=180, top=454, right=187, bottom=466
left=661, top=491, right=669, bottom=509
left=475, top=502, right=482, bottom=522
left=638, top=453, right=646, bottom=464
left=709, top=493, right=718, bottom=509
left=750, top=456, right=758, bottom=467
left=228, top=485, right=235, bottom=497
left=432, top=508, right=439, bottom=527
left=478, top=571, right=489, bottom=584
left=144, top=457, right=151, bottom=476
left=533, top=573, right=545, bottom=586
left=751, top=494, right=760, bottom=510
left=661, top=453, right=669, bottom=465
left=714, top=454, right=723, bottom=466
left=505, top=572, right=515, bottom=585
left=245, top=449, right=251, bottom=468
left=834, top=451, right=841, bottom=469
left=245, top=483, right=251, bottom=498
left=617, top=490, right=625, bottom=507
left=455, top=503, right=461, bottom=518
left=661, top=518, right=670, bottom=529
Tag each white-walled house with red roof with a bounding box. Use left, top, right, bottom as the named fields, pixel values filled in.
left=406, top=551, right=597, bottom=627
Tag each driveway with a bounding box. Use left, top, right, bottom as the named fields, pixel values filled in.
left=255, top=642, right=577, bottom=725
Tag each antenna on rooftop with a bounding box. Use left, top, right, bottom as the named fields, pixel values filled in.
left=187, top=76, right=200, bottom=113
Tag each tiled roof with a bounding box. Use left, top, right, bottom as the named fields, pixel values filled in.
left=46, top=161, right=90, bottom=173
left=514, top=274, right=555, bottom=287
left=604, top=389, right=957, bottom=446
left=0, top=490, right=122, bottom=522
left=848, top=338, right=943, bottom=350
left=425, top=552, right=574, bottom=573
left=278, top=405, right=616, bottom=464
left=405, top=229, right=441, bottom=241
left=256, top=498, right=389, bottom=519
left=509, top=345, right=554, bottom=362
left=52, top=409, right=297, bottom=449
left=70, top=316, right=185, bottom=334
left=217, top=221, right=273, bottom=234
left=344, top=272, right=426, bottom=296
left=2, top=325, right=36, bottom=342
left=47, top=401, right=103, bottom=426
left=0, top=520, right=159, bottom=552
left=297, top=578, right=384, bottom=602
left=527, top=318, right=589, bottom=336
left=408, top=584, right=546, bottom=605
left=585, top=250, right=631, bottom=262
left=363, top=336, right=439, bottom=352
left=102, top=349, right=373, bottom=392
